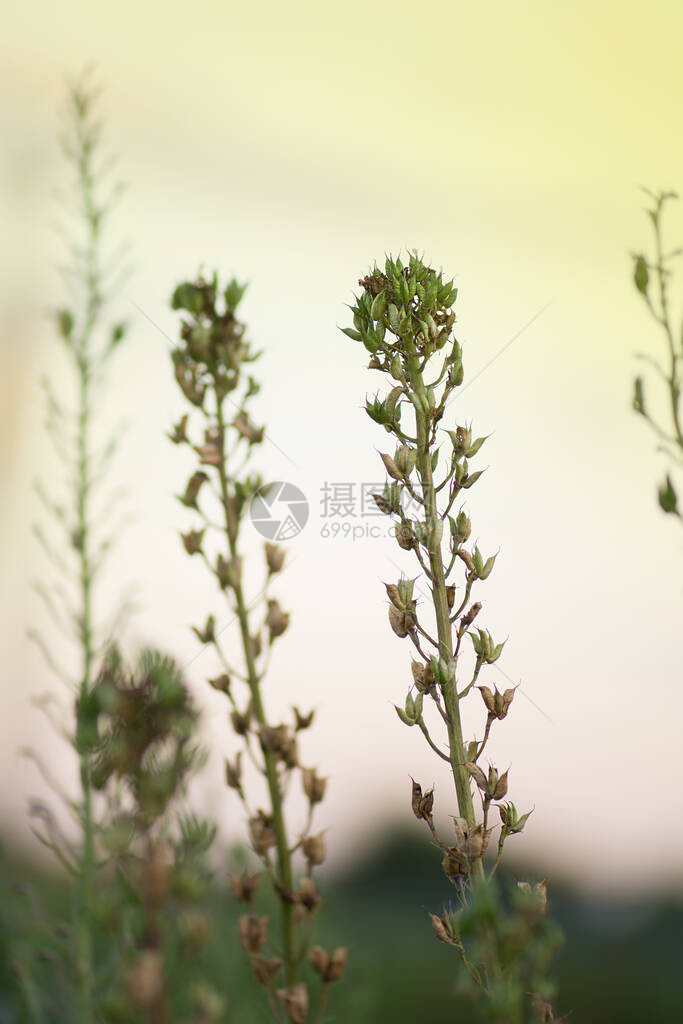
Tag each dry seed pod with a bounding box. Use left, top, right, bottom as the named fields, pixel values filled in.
left=429, top=912, right=456, bottom=945
left=396, top=523, right=414, bottom=550
left=302, top=767, right=327, bottom=804
left=295, top=877, right=322, bottom=913
left=181, top=528, right=205, bottom=555
left=277, top=983, right=309, bottom=1024
left=265, top=541, right=285, bottom=574
left=208, top=672, right=231, bottom=694
left=251, top=956, right=283, bottom=987
left=389, top=605, right=412, bottom=638
left=229, top=870, right=261, bottom=903
left=302, top=831, right=326, bottom=867
left=266, top=599, right=290, bottom=640
left=225, top=751, right=243, bottom=791
left=238, top=914, right=269, bottom=955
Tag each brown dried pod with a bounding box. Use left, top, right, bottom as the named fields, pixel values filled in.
left=442, top=847, right=467, bottom=881
left=229, top=870, right=261, bottom=903
left=277, top=983, right=309, bottom=1024
left=396, top=523, right=414, bottom=550
left=180, top=470, right=209, bottom=509
left=265, top=541, right=285, bottom=575
left=464, top=761, right=488, bottom=790
left=293, top=706, right=315, bottom=731
left=231, top=706, right=251, bottom=736
left=461, top=600, right=482, bottom=630
left=238, top=913, right=269, bottom=955
left=295, top=876, right=322, bottom=913
left=250, top=956, right=283, bottom=988
left=429, top=911, right=455, bottom=945
left=478, top=684, right=515, bottom=720
left=327, top=947, right=348, bottom=982
left=302, top=767, right=327, bottom=804
left=181, top=528, right=205, bottom=556
left=492, top=768, right=509, bottom=801
left=249, top=812, right=277, bottom=855
left=389, top=605, right=412, bottom=638
left=302, top=831, right=326, bottom=867
left=208, top=673, right=231, bottom=695
left=267, top=599, right=290, bottom=640
left=225, top=751, right=243, bottom=791
left=410, top=777, right=423, bottom=819
left=419, top=787, right=434, bottom=820
left=168, top=413, right=189, bottom=444
left=195, top=439, right=222, bottom=466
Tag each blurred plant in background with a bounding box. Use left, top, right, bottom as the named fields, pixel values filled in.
left=89, top=648, right=222, bottom=1024
left=15, top=71, right=133, bottom=1020
left=632, top=189, right=683, bottom=521
left=169, top=275, right=345, bottom=1022
left=343, top=253, right=562, bottom=1023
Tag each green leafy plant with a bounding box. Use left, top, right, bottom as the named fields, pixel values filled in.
left=21, top=71, right=131, bottom=1021
left=169, top=274, right=345, bottom=1023
left=632, top=189, right=683, bottom=520
left=343, top=253, right=562, bottom=1023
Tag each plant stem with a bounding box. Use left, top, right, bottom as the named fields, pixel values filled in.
left=214, top=392, right=296, bottom=987
left=407, top=359, right=476, bottom=833
left=75, top=264, right=95, bottom=1024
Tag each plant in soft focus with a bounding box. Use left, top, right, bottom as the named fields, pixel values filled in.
left=18, top=71, right=131, bottom=1021
left=169, top=274, right=345, bottom=1023
left=632, top=189, right=683, bottom=521
left=90, top=648, right=223, bottom=1024
left=343, top=253, right=562, bottom=1023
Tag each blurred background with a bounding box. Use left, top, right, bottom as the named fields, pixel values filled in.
left=2, top=1, right=682, bottom=1020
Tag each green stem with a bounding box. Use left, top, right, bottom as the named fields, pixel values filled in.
left=214, top=392, right=297, bottom=988
left=407, top=359, right=476, bottom=833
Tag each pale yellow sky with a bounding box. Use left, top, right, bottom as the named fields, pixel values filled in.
left=2, top=1, right=682, bottom=893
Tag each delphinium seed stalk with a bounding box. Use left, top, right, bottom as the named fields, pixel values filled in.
left=343, top=253, right=561, bottom=1023
left=24, top=72, right=130, bottom=1021
left=170, top=274, right=345, bottom=1023
left=632, top=189, right=683, bottom=522
left=90, top=648, right=223, bottom=1024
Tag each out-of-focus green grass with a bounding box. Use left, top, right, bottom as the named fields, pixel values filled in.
left=2, top=829, right=681, bottom=1023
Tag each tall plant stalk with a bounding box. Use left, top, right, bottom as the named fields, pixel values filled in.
left=26, top=72, right=129, bottom=1020
left=343, top=253, right=561, bottom=1023
left=632, top=188, right=683, bottom=521
left=170, top=274, right=345, bottom=1023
